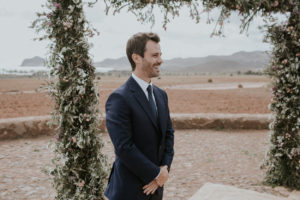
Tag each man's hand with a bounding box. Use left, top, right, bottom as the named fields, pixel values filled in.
left=143, top=180, right=159, bottom=195
left=143, top=165, right=169, bottom=195
left=155, top=165, right=169, bottom=187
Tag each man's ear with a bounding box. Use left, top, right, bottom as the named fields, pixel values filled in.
left=132, top=53, right=141, bottom=65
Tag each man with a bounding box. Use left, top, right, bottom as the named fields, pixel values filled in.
left=104, top=32, right=175, bottom=200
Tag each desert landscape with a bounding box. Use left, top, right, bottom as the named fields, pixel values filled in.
left=1, top=74, right=288, bottom=200
left=2, top=0, right=298, bottom=198
left=0, top=75, right=271, bottom=119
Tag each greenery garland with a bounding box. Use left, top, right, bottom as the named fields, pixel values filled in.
left=105, top=0, right=300, bottom=189
left=264, top=10, right=300, bottom=188
left=32, top=0, right=108, bottom=199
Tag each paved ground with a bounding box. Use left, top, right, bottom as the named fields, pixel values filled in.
left=0, top=129, right=291, bottom=200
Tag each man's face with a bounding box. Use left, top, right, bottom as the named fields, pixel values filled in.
left=141, top=40, right=163, bottom=79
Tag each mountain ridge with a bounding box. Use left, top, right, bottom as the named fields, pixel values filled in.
left=21, top=50, right=270, bottom=73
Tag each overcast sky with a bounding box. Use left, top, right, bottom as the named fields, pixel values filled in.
left=0, top=0, right=280, bottom=68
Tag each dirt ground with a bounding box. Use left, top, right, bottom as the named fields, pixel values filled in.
left=0, top=75, right=272, bottom=119
left=0, top=129, right=291, bottom=200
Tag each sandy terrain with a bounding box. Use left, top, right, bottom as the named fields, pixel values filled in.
left=0, top=75, right=289, bottom=200
left=0, top=75, right=272, bottom=119
left=0, top=130, right=291, bottom=200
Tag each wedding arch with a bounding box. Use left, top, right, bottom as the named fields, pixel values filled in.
left=32, top=0, right=300, bottom=199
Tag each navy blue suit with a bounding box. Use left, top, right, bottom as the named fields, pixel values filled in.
left=104, top=76, right=175, bottom=200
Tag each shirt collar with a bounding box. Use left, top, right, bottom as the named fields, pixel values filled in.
left=131, top=73, right=153, bottom=93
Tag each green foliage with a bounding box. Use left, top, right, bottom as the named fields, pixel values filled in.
left=263, top=10, right=300, bottom=189
left=104, top=0, right=297, bottom=35
left=104, top=0, right=201, bottom=30
left=32, top=0, right=108, bottom=199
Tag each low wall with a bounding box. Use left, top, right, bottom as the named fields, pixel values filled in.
left=0, top=116, right=106, bottom=140
left=0, top=113, right=272, bottom=140
left=172, top=113, right=271, bottom=130
left=0, top=116, right=53, bottom=140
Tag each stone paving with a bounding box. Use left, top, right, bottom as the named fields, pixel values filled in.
left=188, top=183, right=288, bottom=200
left=0, top=129, right=292, bottom=200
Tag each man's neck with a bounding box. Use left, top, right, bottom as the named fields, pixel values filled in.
left=133, top=71, right=151, bottom=83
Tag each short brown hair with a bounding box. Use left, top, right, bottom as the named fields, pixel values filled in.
left=126, top=32, right=160, bottom=71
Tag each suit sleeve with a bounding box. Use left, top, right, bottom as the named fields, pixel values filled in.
left=105, top=92, right=160, bottom=184
left=161, top=91, right=175, bottom=171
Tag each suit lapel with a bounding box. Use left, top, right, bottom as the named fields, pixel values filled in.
left=153, top=86, right=167, bottom=138
left=127, top=77, right=159, bottom=130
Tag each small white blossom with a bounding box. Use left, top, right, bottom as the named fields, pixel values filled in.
left=68, top=5, right=75, bottom=13
left=61, top=47, right=67, bottom=53
left=63, top=20, right=73, bottom=30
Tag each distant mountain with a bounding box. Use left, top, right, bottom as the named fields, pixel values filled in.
left=21, top=56, right=45, bottom=66
left=94, top=57, right=130, bottom=70
left=21, top=51, right=270, bottom=73
left=93, top=51, right=270, bottom=73
left=164, top=51, right=270, bottom=73
left=201, top=51, right=269, bottom=73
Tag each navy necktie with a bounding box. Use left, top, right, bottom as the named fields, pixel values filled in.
left=147, top=85, right=157, bottom=120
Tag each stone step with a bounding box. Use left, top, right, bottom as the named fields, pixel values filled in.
left=189, top=183, right=300, bottom=200
left=189, top=183, right=288, bottom=200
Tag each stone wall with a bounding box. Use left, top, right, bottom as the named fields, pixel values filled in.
left=0, top=113, right=272, bottom=140
left=172, top=113, right=271, bottom=130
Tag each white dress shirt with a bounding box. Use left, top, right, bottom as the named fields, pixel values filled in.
left=131, top=73, right=157, bottom=110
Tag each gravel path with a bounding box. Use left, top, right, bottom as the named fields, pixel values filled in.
left=0, top=130, right=291, bottom=200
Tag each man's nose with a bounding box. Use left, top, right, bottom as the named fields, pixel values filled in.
left=158, top=56, right=163, bottom=64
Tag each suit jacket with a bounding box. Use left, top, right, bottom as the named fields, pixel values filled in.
left=104, top=76, right=175, bottom=200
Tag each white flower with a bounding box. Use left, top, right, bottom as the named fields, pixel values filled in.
left=267, top=103, right=272, bottom=111
left=68, top=5, right=75, bottom=13
left=276, top=135, right=284, bottom=143
left=268, top=122, right=274, bottom=130
left=73, top=0, right=80, bottom=4
left=274, top=153, right=283, bottom=157
left=63, top=21, right=73, bottom=30
left=61, top=47, right=67, bottom=53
